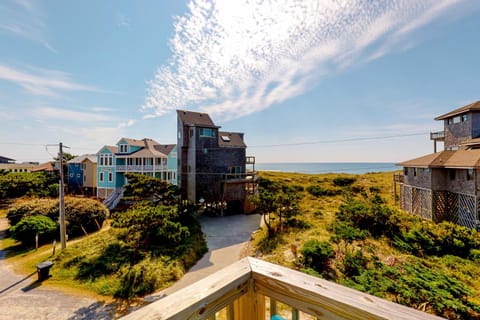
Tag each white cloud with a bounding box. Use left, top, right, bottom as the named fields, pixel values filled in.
left=0, top=0, right=56, bottom=52
left=0, top=64, right=100, bottom=96
left=118, top=119, right=136, bottom=128
left=34, top=106, right=110, bottom=122
left=143, top=0, right=473, bottom=120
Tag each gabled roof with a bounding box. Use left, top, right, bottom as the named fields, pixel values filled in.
left=177, top=110, right=218, bottom=128
left=435, top=101, right=480, bottom=120
left=218, top=131, right=246, bottom=148
left=117, top=137, right=159, bottom=147
left=31, top=161, right=56, bottom=172
left=154, top=144, right=176, bottom=155
left=115, top=138, right=172, bottom=158
left=97, top=145, right=118, bottom=155
left=68, top=154, right=97, bottom=164
left=397, top=149, right=480, bottom=168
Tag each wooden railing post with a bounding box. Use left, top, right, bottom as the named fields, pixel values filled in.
left=233, top=280, right=265, bottom=320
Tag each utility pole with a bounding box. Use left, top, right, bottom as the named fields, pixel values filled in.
left=59, top=142, right=67, bottom=250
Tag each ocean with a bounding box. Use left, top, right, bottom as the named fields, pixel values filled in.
left=255, top=162, right=398, bottom=174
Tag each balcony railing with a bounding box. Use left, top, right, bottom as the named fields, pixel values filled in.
left=430, top=131, right=445, bottom=141
left=116, top=165, right=166, bottom=172
left=394, top=173, right=404, bottom=183
left=121, top=257, right=442, bottom=320
left=223, top=172, right=258, bottom=182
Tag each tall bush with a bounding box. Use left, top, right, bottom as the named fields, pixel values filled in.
left=7, top=197, right=109, bottom=238
left=300, top=239, right=334, bottom=272
left=9, top=215, right=57, bottom=245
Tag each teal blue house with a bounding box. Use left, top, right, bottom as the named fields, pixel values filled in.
left=96, top=138, right=177, bottom=199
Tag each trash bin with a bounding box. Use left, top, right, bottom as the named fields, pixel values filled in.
left=36, top=260, right=54, bottom=281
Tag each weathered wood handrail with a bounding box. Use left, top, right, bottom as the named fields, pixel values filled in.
left=121, top=257, right=443, bottom=320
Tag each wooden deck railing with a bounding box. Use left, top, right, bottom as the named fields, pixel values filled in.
left=121, top=257, right=442, bottom=320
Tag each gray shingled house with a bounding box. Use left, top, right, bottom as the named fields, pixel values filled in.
left=397, top=101, right=480, bottom=230
left=177, top=110, right=257, bottom=214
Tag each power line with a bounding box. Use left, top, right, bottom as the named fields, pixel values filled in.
left=248, top=132, right=428, bottom=148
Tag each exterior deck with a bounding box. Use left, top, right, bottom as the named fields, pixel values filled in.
left=122, top=257, right=441, bottom=320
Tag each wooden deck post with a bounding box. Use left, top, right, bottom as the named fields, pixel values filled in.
left=233, top=279, right=265, bottom=320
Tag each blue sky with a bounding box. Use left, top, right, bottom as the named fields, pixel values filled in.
left=1, top=0, right=480, bottom=163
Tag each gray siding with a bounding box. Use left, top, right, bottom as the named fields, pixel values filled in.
left=444, top=115, right=472, bottom=149
left=404, top=167, right=431, bottom=189
left=447, top=169, right=475, bottom=195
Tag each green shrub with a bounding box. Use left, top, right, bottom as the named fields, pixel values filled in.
left=340, top=249, right=368, bottom=277
left=0, top=171, right=58, bottom=198
left=63, top=197, right=109, bottom=237
left=113, top=204, right=190, bottom=252
left=9, top=215, right=57, bottom=245
left=336, top=198, right=396, bottom=238
left=329, top=221, right=369, bottom=243
left=300, top=240, right=334, bottom=272
left=7, top=197, right=109, bottom=238
left=7, top=198, right=56, bottom=225
left=333, top=176, right=356, bottom=187
left=306, top=185, right=341, bottom=197
left=342, top=258, right=480, bottom=319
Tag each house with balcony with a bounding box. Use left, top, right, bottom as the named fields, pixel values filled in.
left=177, top=110, right=257, bottom=214
left=396, top=101, right=480, bottom=229
left=67, top=154, right=97, bottom=195
left=96, top=138, right=177, bottom=200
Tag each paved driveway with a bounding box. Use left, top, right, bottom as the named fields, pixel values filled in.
left=146, top=213, right=262, bottom=300
left=0, top=217, right=114, bottom=320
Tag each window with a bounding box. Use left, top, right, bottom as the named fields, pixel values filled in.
left=453, top=116, right=461, bottom=124
left=100, top=154, right=113, bottom=166
left=199, top=128, right=215, bottom=137
left=99, top=172, right=104, bottom=182
left=119, top=144, right=128, bottom=153
left=189, top=128, right=194, bottom=137
left=70, top=173, right=74, bottom=177
left=462, top=114, right=468, bottom=122
left=84, top=175, right=86, bottom=182
left=76, top=173, right=81, bottom=178
left=424, top=168, right=430, bottom=174
left=167, top=172, right=172, bottom=180
left=467, top=169, right=474, bottom=181
left=413, top=168, right=417, bottom=177
left=450, top=169, right=456, bottom=180
left=404, top=167, right=408, bottom=175
left=229, top=166, right=241, bottom=178
left=221, top=135, right=231, bottom=142
left=108, top=172, right=113, bottom=182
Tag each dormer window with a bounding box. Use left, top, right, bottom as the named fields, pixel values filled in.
left=119, top=144, right=128, bottom=153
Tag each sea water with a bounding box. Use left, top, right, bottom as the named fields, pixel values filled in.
left=255, top=162, right=398, bottom=174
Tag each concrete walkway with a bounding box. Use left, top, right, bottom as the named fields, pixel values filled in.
left=145, top=213, right=262, bottom=301
left=0, top=217, right=114, bottom=320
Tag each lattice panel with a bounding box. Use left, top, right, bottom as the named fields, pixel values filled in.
left=457, top=194, right=477, bottom=229
left=411, top=188, right=432, bottom=220
left=444, top=192, right=459, bottom=224
left=400, top=185, right=412, bottom=213
left=433, top=191, right=447, bottom=222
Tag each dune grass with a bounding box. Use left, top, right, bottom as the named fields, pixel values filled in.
left=251, top=171, right=480, bottom=318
